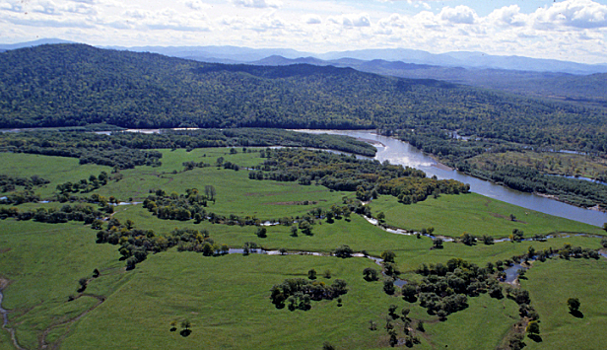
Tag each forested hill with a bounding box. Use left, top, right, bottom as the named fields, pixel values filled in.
left=0, top=43, right=453, bottom=129
left=1, top=44, right=607, bottom=155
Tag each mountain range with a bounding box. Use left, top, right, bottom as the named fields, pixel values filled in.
left=1, top=39, right=606, bottom=109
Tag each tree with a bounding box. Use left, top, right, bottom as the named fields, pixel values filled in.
left=91, top=219, right=103, bottom=230
left=125, top=219, right=135, bottom=229
left=377, top=211, right=386, bottom=224
left=290, top=225, right=298, bottom=237
left=460, top=233, right=476, bottom=246
left=308, top=269, right=317, bottom=280
left=323, top=270, right=332, bottom=279
left=401, top=284, right=417, bottom=302
left=256, top=227, right=267, bottom=238
left=433, top=238, right=443, bottom=249
left=334, top=245, right=353, bottom=258
left=363, top=267, right=379, bottom=281
left=202, top=242, right=214, bottom=256
left=482, top=235, right=494, bottom=245
left=381, top=250, right=396, bottom=263
left=388, top=304, right=398, bottom=319
left=567, top=298, right=581, bottom=313
left=180, top=319, right=192, bottom=337
left=511, top=229, right=524, bottom=243
left=299, top=221, right=313, bottom=236
left=204, top=185, right=216, bottom=201
left=401, top=308, right=411, bottom=322
left=383, top=280, right=395, bottom=295
left=78, top=278, right=87, bottom=292
left=322, top=342, right=335, bottom=350
left=526, top=320, right=540, bottom=336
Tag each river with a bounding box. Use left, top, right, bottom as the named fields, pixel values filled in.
left=89, top=127, right=607, bottom=226
left=298, top=130, right=607, bottom=227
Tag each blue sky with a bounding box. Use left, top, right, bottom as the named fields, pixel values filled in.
left=1, top=0, right=607, bottom=63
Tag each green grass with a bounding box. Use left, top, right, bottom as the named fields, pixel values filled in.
left=424, top=293, right=519, bottom=349
left=60, top=251, right=423, bottom=350
left=0, top=220, right=125, bottom=349
left=0, top=153, right=112, bottom=198
left=371, top=193, right=603, bottom=238
left=520, top=257, right=607, bottom=350
left=110, top=204, right=604, bottom=274
left=2, top=150, right=607, bottom=349
left=96, top=148, right=351, bottom=220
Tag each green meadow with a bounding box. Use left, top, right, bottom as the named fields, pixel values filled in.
left=370, top=193, right=603, bottom=238
left=521, top=258, right=607, bottom=350
left=1, top=149, right=606, bottom=350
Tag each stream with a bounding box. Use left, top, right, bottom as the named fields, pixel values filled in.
left=0, top=286, right=24, bottom=350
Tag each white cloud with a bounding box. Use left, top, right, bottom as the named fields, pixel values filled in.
left=231, top=0, right=281, bottom=9
left=303, top=14, right=321, bottom=25
left=533, top=0, right=607, bottom=29
left=487, top=5, right=526, bottom=27
left=439, top=5, right=476, bottom=25
left=185, top=1, right=207, bottom=11
left=0, top=0, right=606, bottom=63
left=328, top=13, right=371, bottom=28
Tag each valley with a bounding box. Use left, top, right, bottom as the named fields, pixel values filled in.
left=1, top=42, right=607, bottom=350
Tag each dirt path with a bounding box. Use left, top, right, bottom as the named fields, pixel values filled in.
left=39, top=294, right=105, bottom=350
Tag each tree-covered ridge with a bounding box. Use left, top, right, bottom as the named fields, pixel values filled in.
left=2, top=44, right=607, bottom=157
left=0, top=128, right=375, bottom=169
left=250, top=148, right=469, bottom=203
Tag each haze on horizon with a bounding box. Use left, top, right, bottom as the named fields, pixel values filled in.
left=1, top=0, right=607, bottom=64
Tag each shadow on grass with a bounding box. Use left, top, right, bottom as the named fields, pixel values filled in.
left=570, top=310, right=584, bottom=318
left=528, top=334, right=542, bottom=342
left=180, top=329, right=192, bottom=337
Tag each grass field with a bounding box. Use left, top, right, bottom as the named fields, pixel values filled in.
left=0, top=220, right=124, bottom=349
left=370, top=193, right=603, bottom=238
left=520, top=257, right=607, bottom=350
left=1, top=150, right=606, bottom=350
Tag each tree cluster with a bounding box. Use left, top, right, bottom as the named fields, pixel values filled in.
left=249, top=148, right=469, bottom=205
left=412, top=258, right=506, bottom=319
left=0, top=174, right=49, bottom=193
left=269, top=278, right=348, bottom=310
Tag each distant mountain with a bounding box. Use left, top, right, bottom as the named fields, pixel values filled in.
left=253, top=55, right=328, bottom=66
left=316, top=48, right=607, bottom=75
left=3, top=39, right=607, bottom=74
left=246, top=55, right=607, bottom=107
left=1, top=40, right=605, bottom=108
left=0, top=38, right=74, bottom=51
left=106, top=45, right=307, bottom=63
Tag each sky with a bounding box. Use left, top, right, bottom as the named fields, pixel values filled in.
left=1, top=0, right=607, bottom=63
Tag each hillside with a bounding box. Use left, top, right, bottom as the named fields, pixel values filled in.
left=1, top=44, right=607, bottom=154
